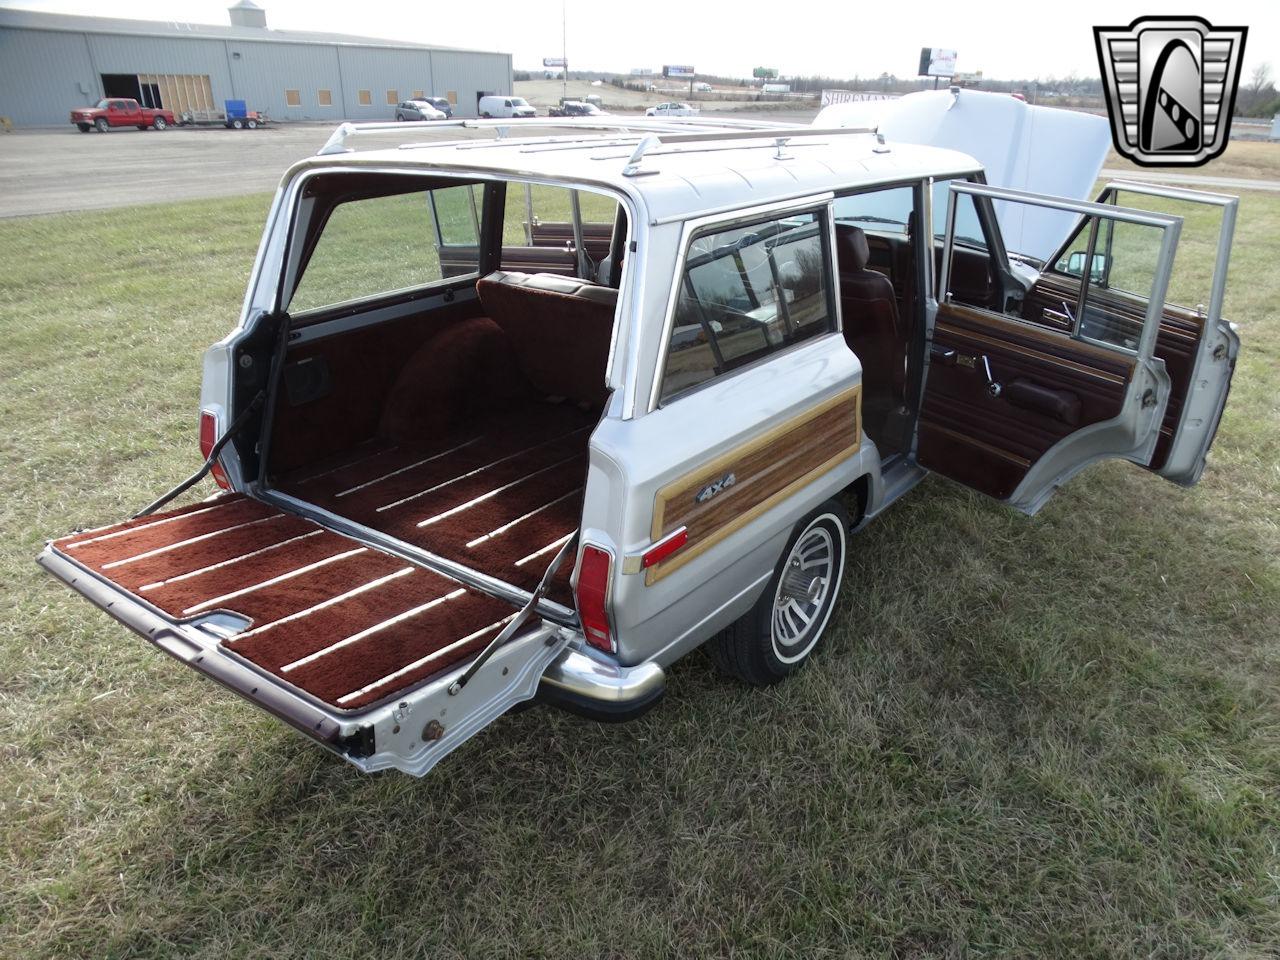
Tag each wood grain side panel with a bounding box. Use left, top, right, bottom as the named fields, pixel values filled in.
left=646, top=387, right=861, bottom=585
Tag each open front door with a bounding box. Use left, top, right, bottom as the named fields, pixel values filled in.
left=1025, top=180, right=1240, bottom=484
left=917, top=182, right=1184, bottom=514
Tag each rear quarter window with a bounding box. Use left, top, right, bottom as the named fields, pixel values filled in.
left=658, top=209, right=836, bottom=404
left=289, top=184, right=481, bottom=314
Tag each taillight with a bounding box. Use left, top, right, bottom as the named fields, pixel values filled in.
left=576, top=544, right=614, bottom=653
left=199, top=410, right=231, bottom=489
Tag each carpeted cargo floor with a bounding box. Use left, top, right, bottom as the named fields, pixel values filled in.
left=52, top=495, right=524, bottom=711
left=273, top=400, right=591, bottom=604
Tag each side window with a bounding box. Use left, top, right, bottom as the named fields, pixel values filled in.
left=1050, top=214, right=1166, bottom=351
left=944, top=191, right=1171, bottom=354
left=933, top=179, right=996, bottom=310
left=290, top=184, right=481, bottom=314
left=659, top=210, right=835, bottom=404
left=930, top=179, right=986, bottom=251
left=501, top=184, right=619, bottom=276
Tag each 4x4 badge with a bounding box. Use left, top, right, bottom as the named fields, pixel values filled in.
left=695, top=472, right=736, bottom=504
left=1094, top=16, right=1247, bottom=167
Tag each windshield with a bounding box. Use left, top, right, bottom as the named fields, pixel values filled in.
left=95, top=99, right=110, bottom=109
left=510, top=98, right=530, bottom=107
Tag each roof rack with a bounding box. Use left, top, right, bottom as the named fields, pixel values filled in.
left=315, top=115, right=798, bottom=157
left=617, top=126, right=881, bottom=176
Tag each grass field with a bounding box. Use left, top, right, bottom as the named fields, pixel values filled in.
left=1, top=186, right=1278, bottom=959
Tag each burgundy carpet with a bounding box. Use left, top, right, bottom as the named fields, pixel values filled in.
left=53, top=495, right=524, bottom=711
left=275, top=400, right=592, bottom=603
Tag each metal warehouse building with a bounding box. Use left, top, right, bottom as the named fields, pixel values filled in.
left=0, top=2, right=513, bottom=126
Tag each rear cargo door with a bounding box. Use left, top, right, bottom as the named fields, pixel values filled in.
left=39, top=493, right=569, bottom=777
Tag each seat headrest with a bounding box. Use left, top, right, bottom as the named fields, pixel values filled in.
left=835, top=224, right=871, bottom=272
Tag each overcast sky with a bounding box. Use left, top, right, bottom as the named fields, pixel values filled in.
left=3, top=0, right=1275, bottom=82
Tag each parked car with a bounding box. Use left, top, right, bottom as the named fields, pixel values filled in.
left=646, top=101, right=698, bottom=117
left=422, top=96, right=453, bottom=118
left=395, top=100, right=447, bottom=122
left=548, top=100, right=607, bottom=117
left=40, top=111, right=1240, bottom=780
left=478, top=95, right=536, bottom=118
left=70, top=98, right=175, bottom=132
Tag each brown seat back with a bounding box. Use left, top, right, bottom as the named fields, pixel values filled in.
left=834, top=224, right=906, bottom=397
left=476, top=271, right=617, bottom=408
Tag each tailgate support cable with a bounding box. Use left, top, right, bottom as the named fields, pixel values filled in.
left=130, top=389, right=266, bottom=519
left=449, top=530, right=580, bottom=695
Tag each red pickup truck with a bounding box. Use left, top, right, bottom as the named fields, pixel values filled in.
left=71, top=99, right=175, bottom=133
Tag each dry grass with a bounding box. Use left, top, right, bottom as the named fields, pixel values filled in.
left=1, top=185, right=1277, bottom=958
left=1106, top=138, right=1280, bottom=181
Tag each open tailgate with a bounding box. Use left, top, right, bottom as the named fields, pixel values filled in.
left=38, top=493, right=569, bottom=776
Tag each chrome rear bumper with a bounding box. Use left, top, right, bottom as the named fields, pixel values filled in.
left=538, top=646, right=666, bottom=721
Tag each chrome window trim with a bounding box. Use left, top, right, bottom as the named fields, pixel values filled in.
left=646, top=192, right=837, bottom=414
left=940, top=181, right=1182, bottom=361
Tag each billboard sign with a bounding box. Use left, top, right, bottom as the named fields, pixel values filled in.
left=753, top=67, right=779, bottom=80
left=917, top=47, right=958, bottom=77
left=543, top=57, right=567, bottom=68
left=663, top=65, right=696, bottom=78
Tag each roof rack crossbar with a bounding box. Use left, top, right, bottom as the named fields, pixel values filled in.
left=620, top=126, right=880, bottom=176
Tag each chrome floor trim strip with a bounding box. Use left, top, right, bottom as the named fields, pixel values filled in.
left=138, top=530, right=325, bottom=591
left=67, top=498, right=240, bottom=549
left=232, top=566, right=414, bottom=640
left=103, top=515, right=286, bottom=570
left=182, top=546, right=367, bottom=614
left=336, top=613, right=517, bottom=705
left=281, top=588, right=466, bottom=673
left=515, top=532, right=575, bottom=567
left=335, top=436, right=482, bottom=498
left=466, top=489, right=581, bottom=548
left=415, top=456, right=579, bottom=529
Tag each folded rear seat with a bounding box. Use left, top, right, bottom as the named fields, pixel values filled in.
left=476, top=271, right=617, bottom=408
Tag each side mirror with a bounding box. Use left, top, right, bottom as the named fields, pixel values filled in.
left=1066, top=250, right=1110, bottom=283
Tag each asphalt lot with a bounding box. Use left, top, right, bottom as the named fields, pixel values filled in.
left=0, top=110, right=816, bottom=219
left=0, top=122, right=459, bottom=218
left=6, top=114, right=1275, bottom=220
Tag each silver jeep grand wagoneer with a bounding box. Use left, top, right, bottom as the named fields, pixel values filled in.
left=40, top=104, right=1239, bottom=777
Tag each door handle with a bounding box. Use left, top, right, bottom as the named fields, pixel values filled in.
left=978, top=354, right=1002, bottom=398
left=929, top=345, right=957, bottom=366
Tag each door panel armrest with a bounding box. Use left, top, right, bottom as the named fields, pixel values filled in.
left=1005, top=377, right=1082, bottom=426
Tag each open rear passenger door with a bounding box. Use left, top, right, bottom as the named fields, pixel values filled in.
left=917, top=181, right=1197, bottom=513
left=1023, top=180, right=1240, bottom=485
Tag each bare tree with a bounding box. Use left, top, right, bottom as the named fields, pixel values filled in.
left=1248, top=63, right=1273, bottom=99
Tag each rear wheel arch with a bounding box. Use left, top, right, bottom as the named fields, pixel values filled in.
left=707, top=498, right=851, bottom=685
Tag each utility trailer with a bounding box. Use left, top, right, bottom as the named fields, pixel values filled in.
left=179, top=99, right=269, bottom=130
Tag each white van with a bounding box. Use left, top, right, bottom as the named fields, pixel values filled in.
left=479, top=95, right=536, bottom=118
